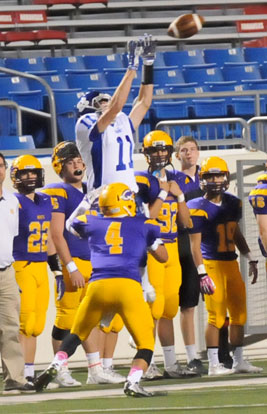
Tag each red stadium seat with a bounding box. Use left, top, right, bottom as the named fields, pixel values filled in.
left=4, top=31, right=36, bottom=43
left=33, top=0, right=108, bottom=4
left=243, top=37, right=267, bottom=48
left=33, top=30, right=67, bottom=42
left=15, top=11, right=47, bottom=24
left=243, top=6, right=267, bottom=15
left=0, top=12, right=15, bottom=24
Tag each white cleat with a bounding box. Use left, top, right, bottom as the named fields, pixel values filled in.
left=87, top=366, right=125, bottom=384
left=208, top=363, right=234, bottom=376
left=54, top=366, right=81, bottom=387
left=142, top=363, right=163, bottom=380
left=233, top=360, right=263, bottom=374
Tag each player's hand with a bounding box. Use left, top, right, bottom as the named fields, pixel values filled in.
left=158, top=179, right=169, bottom=193
left=140, top=33, right=156, bottom=65
left=55, top=274, right=65, bottom=301
left=127, top=40, right=141, bottom=70
left=69, top=270, right=85, bottom=289
left=249, top=260, right=258, bottom=284
left=169, top=180, right=182, bottom=197
left=199, top=273, right=215, bottom=295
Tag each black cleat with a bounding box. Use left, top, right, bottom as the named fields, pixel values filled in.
left=187, top=359, right=208, bottom=375
left=34, top=365, right=58, bottom=392
left=124, top=381, right=167, bottom=398
left=3, top=381, right=36, bottom=395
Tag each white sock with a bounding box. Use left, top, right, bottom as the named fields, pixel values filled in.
left=232, top=346, right=243, bottom=365
left=127, top=367, right=143, bottom=384
left=162, top=345, right=176, bottom=369
left=86, top=352, right=101, bottom=369
left=102, top=358, right=113, bottom=369
left=207, top=347, right=219, bottom=366
left=185, top=344, right=198, bottom=363
left=24, top=363, right=34, bottom=379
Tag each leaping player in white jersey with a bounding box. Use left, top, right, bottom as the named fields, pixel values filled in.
left=75, top=34, right=156, bottom=193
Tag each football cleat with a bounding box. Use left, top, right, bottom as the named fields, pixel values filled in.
left=232, top=360, right=263, bottom=374
left=142, top=363, right=163, bottom=380
left=34, top=365, right=58, bottom=392
left=186, top=359, right=208, bottom=375
left=208, top=363, right=234, bottom=376
left=103, top=367, right=126, bottom=383
left=54, top=366, right=81, bottom=387
left=87, top=365, right=125, bottom=384
left=124, top=381, right=167, bottom=398
left=164, top=361, right=200, bottom=378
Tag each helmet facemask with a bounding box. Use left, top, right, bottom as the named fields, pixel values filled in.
left=77, top=91, right=111, bottom=116
left=14, top=168, right=44, bottom=194
left=200, top=172, right=229, bottom=196
left=144, top=144, right=173, bottom=172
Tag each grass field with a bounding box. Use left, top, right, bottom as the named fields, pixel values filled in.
left=1, top=360, right=267, bottom=414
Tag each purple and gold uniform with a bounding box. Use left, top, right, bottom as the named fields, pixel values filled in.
left=41, top=182, right=93, bottom=331
left=69, top=214, right=161, bottom=351
left=187, top=193, right=247, bottom=329
left=248, top=175, right=267, bottom=257
left=13, top=192, right=52, bottom=337
left=135, top=169, right=187, bottom=320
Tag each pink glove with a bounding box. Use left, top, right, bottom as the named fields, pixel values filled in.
left=199, top=273, right=215, bottom=295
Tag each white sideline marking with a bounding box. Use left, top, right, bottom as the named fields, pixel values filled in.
left=1, top=377, right=267, bottom=406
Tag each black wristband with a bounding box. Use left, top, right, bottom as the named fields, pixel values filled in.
left=142, top=64, right=153, bottom=85
left=48, top=253, right=62, bottom=272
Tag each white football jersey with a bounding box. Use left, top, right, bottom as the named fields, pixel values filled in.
left=75, top=111, right=138, bottom=193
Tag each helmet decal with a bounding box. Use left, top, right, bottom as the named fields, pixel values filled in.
left=52, top=141, right=82, bottom=176
left=99, top=183, right=136, bottom=217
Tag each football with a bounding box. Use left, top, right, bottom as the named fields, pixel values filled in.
left=167, top=14, right=205, bottom=39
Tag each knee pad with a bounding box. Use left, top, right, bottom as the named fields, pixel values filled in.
left=134, top=349, right=153, bottom=366
left=20, top=312, right=35, bottom=337
left=52, top=325, right=70, bottom=341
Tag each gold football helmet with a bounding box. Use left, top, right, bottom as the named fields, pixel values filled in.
left=99, top=183, right=136, bottom=217
left=143, top=130, right=173, bottom=171
left=10, top=155, right=44, bottom=193
left=52, top=141, right=82, bottom=176
left=199, top=156, right=230, bottom=195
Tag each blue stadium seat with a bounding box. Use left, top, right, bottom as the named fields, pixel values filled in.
left=67, top=71, right=108, bottom=89
left=203, top=48, right=244, bottom=66
left=0, top=106, right=16, bottom=136
left=191, top=99, right=228, bottom=140
left=206, top=80, right=240, bottom=91
left=150, top=101, right=191, bottom=140
left=153, top=67, right=185, bottom=86
left=83, top=54, right=125, bottom=70
left=164, top=50, right=205, bottom=68
left=44, top=56, right=88, bottom=74
left=222, top=62, right=262, bottom=82
left=0, top=135, right=35, bottom=150
left=260, top=62, right=267, bottom=79
left=244, top=47, right=267, bottom=64
left=0, top=58, right=5, bottom=67
left=229, top=97, right=266, bottom=117
left=27, top=73, right=69, bottom=93
left=183, top=64, right=223, bottom=85
left=104, top=69, right=141, bottom=87
left=8, top=90, right=43, bottom=111
left=5, top=57, right=47, bottom=72
left=0, top=75, right=30, bottom=98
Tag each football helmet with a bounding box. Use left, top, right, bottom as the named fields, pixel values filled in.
left=257, top=172, right=267, bottom=184
left=143, top=130, right=173, bottom=172
left=52, top=141, right=82, bottom=176
left=10, top=155, right=44, bottom=193
left=199, top=156, right=229, bottom=195
left=99, top=183, right=136, bottom=217
left=77, top=90, right=111, bottom=116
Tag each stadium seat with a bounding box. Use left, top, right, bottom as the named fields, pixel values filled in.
left=222, top=62, right=262, bottom=82
left=229, top=97, right=266, bottom=117
left=244, top=47, right=267, bottom=64
left=164, top=50, right=205, bottom=68
left=183, top=64, right=223, bottom=85
left=4, top=57, right=47, bottom=72
left=67, top=71, right=108, bottom=89
left=191, top=99, right=228, bottom=140
left=27, top=73, right=69, bottom=93
left=44, top=56, right=88, bottom=74
left=0, top=75, right=30, bottom=98
left=83, top=54, right=125, bottom=71
left=153, top=67, right=185, bottom=86
left=260, top=62, right=267, bottom=79
left=203, top=48, right=245, bottom=66
left=104, top=69, right=140, bottom=87
left=0, top=135, right=35, bottom=150
left=8, top=90, right=44, bottom=111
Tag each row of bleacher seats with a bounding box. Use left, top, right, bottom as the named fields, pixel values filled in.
left=2, top=47, right=267, bottom=72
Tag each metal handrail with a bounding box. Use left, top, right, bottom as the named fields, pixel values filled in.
left=0, top=99, right=22, bottom=135
left=0, top=66, right=57, bottom=147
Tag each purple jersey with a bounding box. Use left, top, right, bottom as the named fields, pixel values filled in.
left=249, top=181, right=267, bottom=257
left=41, top=182, right=91, bottom=261
left=135, top=169, right=188, bottom=242
left=71, top=215, right=161, bottom=283
left=187, top=193, right=242, bottom=261
left=13, top=192, right=52, bottom=262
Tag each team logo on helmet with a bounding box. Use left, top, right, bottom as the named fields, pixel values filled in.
left=199, top=156, right=229, bottom=196
left=52, top=141, right=82, bottom=176
left=143, top=130, right=173, bottom=172
left=99, top=183, right=136, bottom=217
left=77, top=90, right=111, bottom=116
left=10, top=155, right=44, bottom=194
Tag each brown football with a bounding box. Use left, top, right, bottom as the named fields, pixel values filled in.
left=168, top=14, right=205, bottom=39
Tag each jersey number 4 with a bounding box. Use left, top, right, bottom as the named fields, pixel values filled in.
left=105, top=222, right=123, bottom=254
